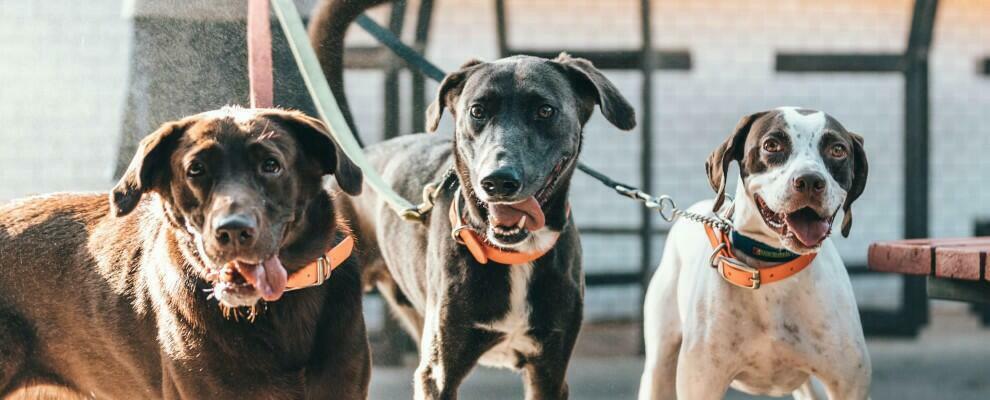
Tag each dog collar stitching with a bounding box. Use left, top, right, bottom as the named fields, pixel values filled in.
left=283, top=235, right=355, bottom=291
left=729, top=231, right=800, bottom=262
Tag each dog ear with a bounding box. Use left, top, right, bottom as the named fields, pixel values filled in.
left=706, top=112, right=766, bottom=212
left=426, top=58, right=485, bottom=133
left=110, top=120, right=189, bottom=217
left=261, top=109, right=364, bottom=196
left=554, top=52, right=636, bottom=131
left=841, top=132, right=868, bottom=237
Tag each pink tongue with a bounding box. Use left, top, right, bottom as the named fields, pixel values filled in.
left=489, top=196, right=546, bottom=231
left=785, top=212, right=831, bottom=248
left=236, top=257, right=288, bottom=302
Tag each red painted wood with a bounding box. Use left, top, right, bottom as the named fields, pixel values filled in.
left=247, top=0, right=273, bottom=108
left=868, top=237, right=990, bottom=281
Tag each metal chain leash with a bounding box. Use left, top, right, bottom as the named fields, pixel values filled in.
left=611, top=185, right=733, bottom=233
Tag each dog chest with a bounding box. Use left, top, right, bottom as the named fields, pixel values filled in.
left=475, top=263, right=540, bottom=369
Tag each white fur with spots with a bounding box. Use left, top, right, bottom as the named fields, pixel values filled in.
left=639, top=108, right=871, bottom=399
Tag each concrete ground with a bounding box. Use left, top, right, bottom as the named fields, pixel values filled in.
left=369, top=303, right=990, bottom=399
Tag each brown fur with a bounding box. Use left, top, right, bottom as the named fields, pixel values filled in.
left=0, top=108, right=369, bottom=399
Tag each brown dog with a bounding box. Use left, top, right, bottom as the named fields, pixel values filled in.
left=0, top=107, right=370, bottom=399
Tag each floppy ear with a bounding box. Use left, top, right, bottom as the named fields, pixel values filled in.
left=261, top=109, right=364, bottom=196
left=553, top=52, right=636, bottom=131
left=706, top=112, right=766, bottom=212
left=110, top=120, right=189, bottom=217
left=841, top=133, right=868, bottom=237
left=426, top=59, right=485, bottom=132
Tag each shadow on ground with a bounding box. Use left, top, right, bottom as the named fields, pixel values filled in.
left=370, top=303, right=990, bottom=399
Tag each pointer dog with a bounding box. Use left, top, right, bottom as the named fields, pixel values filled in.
left=639, top=108, right=870, bottom=399
left=0, top=107, right=370, bottom=399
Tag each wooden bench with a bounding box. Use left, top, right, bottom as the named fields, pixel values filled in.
left=869, top=238, right=990, bottom=304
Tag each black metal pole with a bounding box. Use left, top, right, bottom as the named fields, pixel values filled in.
left=637, top=0, right=655, bottom=354
left=494, top=0, right=508, bottom=56
left=383, top=0, right=407, bottom=140
left=410, top=0, right=435, bottom=133
left=902, top=0, right=938, bottom=329
left=379, top=0, right=409, bottom=366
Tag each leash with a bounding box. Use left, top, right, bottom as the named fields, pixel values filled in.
left=351, top=12, right=822, bottom=286
left=245, top=0, right=358, bottom=292
left=270, top=0, right=425, bottom=221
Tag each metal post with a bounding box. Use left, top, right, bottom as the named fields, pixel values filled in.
left=902, top=0, right=939, bottom=328
left=494, top=0, right=508, bottom=56
left=411, top=0, right=435, bottom=133
left=383, top=0, right=407, bottom=140
left=637, top=0, right=654, bottom=354
left=379, top=0, right=409, bottom=365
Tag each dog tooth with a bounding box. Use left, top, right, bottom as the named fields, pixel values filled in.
left=517, top=216, right=527, bottom=229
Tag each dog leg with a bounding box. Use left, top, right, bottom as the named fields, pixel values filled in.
left=810, top=341, right=871, bottom=400
left=639, top=252, right=683, bottom=400
left=0, top=313, right=30, bottom=396
left=817, top=368, right=871, bottom=400
left=414, top=310, right=500, bottom=400
left=792, top=378, right=825, bottom=400
left=376, top=278, right=425, bottom=344
left=674, top=344, right=735, bottom=400
left=519, top=321, right=581, bottom=400
left=638, top=335, right=681, bottom=400
left=520, top=356, right=569, bottom=400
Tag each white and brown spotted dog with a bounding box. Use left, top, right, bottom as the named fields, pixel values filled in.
left=639, top=107, right=871, bottom=399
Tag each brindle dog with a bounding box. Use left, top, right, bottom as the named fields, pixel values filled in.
left=0, top=107, right=369, bottom=399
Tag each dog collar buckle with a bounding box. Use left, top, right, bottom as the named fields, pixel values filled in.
left=705, top=225, right=814, bottom=289
left=316, top=256, right=331, bottom=284
left=715, top=255, right=762, bottom=290
left=285, top=235, right=354, bottom=292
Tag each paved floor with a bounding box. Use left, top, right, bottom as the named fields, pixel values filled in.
left=370, top=304, right=990, bottom=399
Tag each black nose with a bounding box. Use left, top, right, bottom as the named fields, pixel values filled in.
left=480, top=167, right=522, bottom=197
left=214, top=214, right=257, bottom=249
left=792, top=173, right=826, bottom=194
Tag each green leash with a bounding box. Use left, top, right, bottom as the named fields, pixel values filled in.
left=270, top=0, right=422, bottom=221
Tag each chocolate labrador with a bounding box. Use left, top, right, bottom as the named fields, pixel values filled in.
left=0, top=107, right=369, bottom=399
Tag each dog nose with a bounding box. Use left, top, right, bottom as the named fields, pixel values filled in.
left=480, top=167, right=522, bottom=197
left=213, top=214, right=257, bottom=249
left=792, top=173, right=826, bottom=194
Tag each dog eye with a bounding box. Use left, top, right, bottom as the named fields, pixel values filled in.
left=762, top=139, right=783, bottom=153
left=536, top=105, right=555, bottom=119
left=830, top=144, right=848, bottom=159
left=186, top=161, right=206, bottom=178
left=261, top=158, right=281, bottom=174
left=469, top=105, right=487, bottom=119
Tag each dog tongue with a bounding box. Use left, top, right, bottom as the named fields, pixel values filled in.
left=489, top=196, right=545, bottom=231
left=785, top=209, right=830, bottom=248
left=235, top=257, right=288, bottom=301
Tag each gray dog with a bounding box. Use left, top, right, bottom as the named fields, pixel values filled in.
left=339, top=54, right=635, bottom=399
left=316, top=19, right=637, bottom=395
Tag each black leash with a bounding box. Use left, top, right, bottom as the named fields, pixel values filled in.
left=354, top=13, right=649, bottom=201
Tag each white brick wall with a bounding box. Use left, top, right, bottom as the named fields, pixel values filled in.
left=3, top=0, right=990, bottom=320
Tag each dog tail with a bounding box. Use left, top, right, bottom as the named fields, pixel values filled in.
left=308, top=0, right=390, bottom=148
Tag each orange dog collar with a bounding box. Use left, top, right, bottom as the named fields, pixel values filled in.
left=285, top=235, right=355, bottom=291
left=448, top=188, right=557, bottom=265
left=705, top=225, right=815, bottom=289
